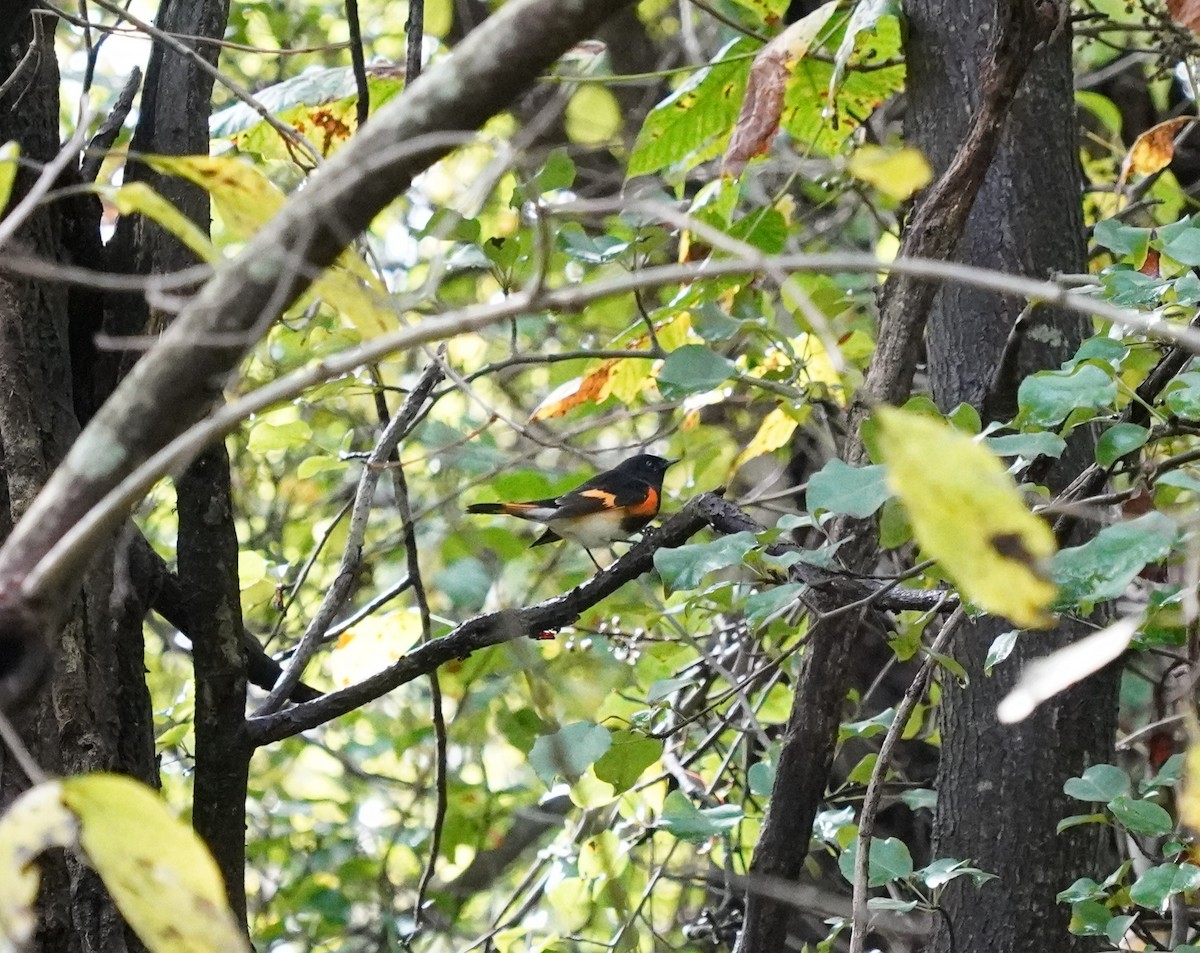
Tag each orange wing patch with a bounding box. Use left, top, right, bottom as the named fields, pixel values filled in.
left=579, top=488, right=618, bottom=508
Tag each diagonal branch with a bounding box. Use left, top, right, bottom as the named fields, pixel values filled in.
left=0, top=0, right=640, bottom=707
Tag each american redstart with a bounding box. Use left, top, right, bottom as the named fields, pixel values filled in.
left=467, top=453, right=677, bottom=568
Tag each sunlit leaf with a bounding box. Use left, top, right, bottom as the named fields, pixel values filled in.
left=734, top=406, right=802, bottom=470
left=1120, top=117, right=1190, bottom=183
left=0, top=141, right=20, bottom=217
left=0, top=782, right=77, bottom=949
left=628, top=38, right=756, bottom=179
left=847, top=145, right=932, bottom=200
left=61, top=775, right=249, bottom=952
left=877, top=407, right=1057, bottom=628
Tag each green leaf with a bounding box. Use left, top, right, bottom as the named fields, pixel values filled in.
left=839, top=708, right=895, bottom=741
left=915, top=857, right=996, bottom=889
left=659, top=790, right=743, bottom=842
left=1068, top=899, right=1113, bottom=937
left=847, top=753, right=878, bottom=784
left=1093, top=218, right=1151, bottom=259
left=985, top=432, right=1067, bottom=460
left=628, top=38, right=755, bottom=178
left=1107, top=794, right=1174, bottom=836
left=528, top=722, right=612, bottom=785
left=1166, top=371, right=1200, bottom=419
left=900, top=788, right=937, bottom=811
left=655, top=345, right=735, bottom=398
left=1057, top=813, right=1108, bottom=833
left=743, top=584, right=806, bottom=629
left=1017, top=364, right=1117, bottom=427
left=1063, top=764, right=1130, bottom=802
left=1052, top=512, right=1176, bottom=607
left=1095, top=424, right=1149, bottom=468
left=1129, top=863, right=1200, bottom=909
left=593, top=731, right=663, bottom=793
left=654, top=532, right=757, bottom=592
left=785, top=0, right=905, bottom=156
left=1057, top=877, right=1106, bottom=903
left=807, top=460, right=890, bottom=518
left=246, top=419, right=313, bottom=454
left=1161, top=226, right=1200, bottom=266
left=983, top=630, right=1019, bottom=674
left=747, top=761, right=774, bottom=796
left=0, top=141, right=17, bottom=217
left=837, top=836, right=914, bottom=887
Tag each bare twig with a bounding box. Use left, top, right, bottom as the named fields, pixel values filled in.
left=255, top=359, right=444, bottom=714
left=849, top=606, right=964, bottom=953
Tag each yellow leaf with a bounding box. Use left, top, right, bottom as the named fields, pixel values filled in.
left=847, top=145, right=933, bottom=201
left=0, top=141, right=20, bottom=217
left=877, top=407, right=1058, bottom=628
left=1180, top=711, right=1200, bottom=842
left=565, top=86, right=622, bottom=147
left=143, top=154, right=393, bottom=335
left=62, top=774, right=249, bottom=953
left=734, top=405, right=809, bottom=470
left=0, top=781, right=77, bottom=949
left=108, top=182, right=220, bottom=263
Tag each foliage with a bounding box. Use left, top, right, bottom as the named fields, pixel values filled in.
left=7, top=0, right=1200, bottom=952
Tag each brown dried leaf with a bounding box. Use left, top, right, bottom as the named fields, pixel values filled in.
left=1120, top=117, right=1190, bottom=184
left=722, top=2, right=839, bottom=176
left=529, top=361, right=617, bottom=421
left=1168, top=0, right=1200, bottom=32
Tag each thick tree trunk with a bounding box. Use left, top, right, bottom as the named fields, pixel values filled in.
left=116, top=0, right=251, bottom=922
left=907, top=3, right=1119, bottom=951
left=0, top=12, right=156, bottom=953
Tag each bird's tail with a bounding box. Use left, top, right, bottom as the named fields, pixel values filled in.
left=466, top=501, right=549, bottom=519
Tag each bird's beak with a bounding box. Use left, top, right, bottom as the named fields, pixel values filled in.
left=666, top=457, right=681, bottom=467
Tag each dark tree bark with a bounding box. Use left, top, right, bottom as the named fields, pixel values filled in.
left=0, top=12, right=156, bottom=953
left=115, top=0, right=252, bottom=921
left=907, top=3, right=1119, bottom=951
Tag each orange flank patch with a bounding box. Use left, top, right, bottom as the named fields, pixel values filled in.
left=625, top=486, right=659, bottom=518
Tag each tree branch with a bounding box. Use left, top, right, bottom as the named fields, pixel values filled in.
left=0, top=0, right=640, bottom=707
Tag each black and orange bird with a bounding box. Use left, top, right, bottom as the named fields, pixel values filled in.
left=467, top=453, right=677, bottom=569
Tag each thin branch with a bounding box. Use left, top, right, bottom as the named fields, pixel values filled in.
left=246, top=494, right=717, bottom=746
left=0, top=111, right=91, bottom=252
left=345, top=0, right=370, bottom=129
left=406, top=0, right=425, bottom=83
left=255, top=359, right=444, bottom=714
left=849, top=606, right=964, bottom=953
left=25, top=243, right=1178, bottom=610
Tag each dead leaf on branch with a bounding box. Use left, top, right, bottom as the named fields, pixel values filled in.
left=1168, top=0, right=1200, bottom=32
left=722, top=2, right=839, bottom=176
left=1118, top=116, right=1191, bottom=190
